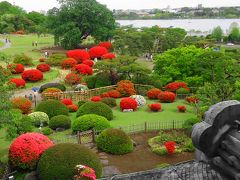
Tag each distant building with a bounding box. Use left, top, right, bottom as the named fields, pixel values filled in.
left=197, top=4, right=203, bottom=9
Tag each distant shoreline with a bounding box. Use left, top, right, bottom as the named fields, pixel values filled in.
left=116, top=17, right=240, bottom=20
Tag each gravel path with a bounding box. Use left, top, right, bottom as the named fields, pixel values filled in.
left=0, top=38, right=11, bottom=51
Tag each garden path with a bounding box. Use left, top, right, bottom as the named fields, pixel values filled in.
left=0, top=38, right=11, bottom=51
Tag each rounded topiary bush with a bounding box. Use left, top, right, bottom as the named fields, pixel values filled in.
left=101, top=97, right=117, bottom=108
left=120, top=97, right=138, bottom=111
left=78, top=100, right=86, bottom=107
left=89, top=46, right=108, bottom=59
left=36, top=63, right=51, bottom=72
left=76, top=102, right=113, bottom=120
left=66, top=49, right=90, bottom=63
left=11, top=97, right=32, bottom=114
left=72, top=114, right=110, bottom=133
left=35, top=100, right=69, bottom=118
left=9, top=133, right=54, bottom=170
left=37, top=143, right=102, bottom=180
left=28, top=112, right=49, bottom=127
left=130, top=95, right=146, bottom=107
left=73, top=64, right=93, bottom=75
left=7, top=63, right=24, bottom=74
left=147, top=88, right=162, bottom=99
left=22, top=69, right=43, bottom=82
left=39, top=83, right=66, bottom=93
left=96, top=128, right=133, bottom=155
left=158, top=92, right=176, bottom=103
left=61, top=58, right=78, bottom=69
left=49, top=115, right=71, bottom=130
left=9, top=78, right=26, bottom=88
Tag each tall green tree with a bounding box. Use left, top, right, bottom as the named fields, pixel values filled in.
left=228, top=27, right=240, bottom=42
left=47, top=0, right=116, bottom=49
left=211, top=26, right=223, bottom=42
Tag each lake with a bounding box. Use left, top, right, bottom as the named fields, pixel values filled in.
left=117, top=19, right=240, bottom=33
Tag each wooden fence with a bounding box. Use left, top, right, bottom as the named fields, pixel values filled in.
left=53, top=120, right=186, bottom=144
left=42, top=84, right=154, bottom=101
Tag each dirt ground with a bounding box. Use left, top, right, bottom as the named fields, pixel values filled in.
left=106, top=132, right=195, bottom=174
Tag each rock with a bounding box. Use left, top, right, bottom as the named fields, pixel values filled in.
left=103, top=166, right=121, bottom=177
left=24, top=171, right=38, bottom=180
left=123, top=109, right=133, bottom=112
left=56, top=128, right=65, bottom=132
left=101, top=159, right=109, bottom=166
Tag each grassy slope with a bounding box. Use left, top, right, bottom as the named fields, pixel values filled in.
left=0, top=41, right=4, bottom=48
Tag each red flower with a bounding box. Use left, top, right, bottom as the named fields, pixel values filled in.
left=7, top=63, right=24, bottom=74
left=177, top=106, right=186, bottom=112
left=116, top=80, right=136, bottom=97
left=66, top=49, right=90, bottom=63
left=164, top=82, right=188, bottom=92
left=164, top=141, right=176, bottom=154
left=61, top=58, right=78, bottom=69
left=22, top=69, right=43, bottom=82
left=88, top=46, right=108, bottom=59
left=72, top=64, right=93, bottom=75
left=158, top=92, right=176, bottom=103
left=91, top=96, right=102, bottom=102
left=148, top=103, right=161, bottom=112
left=65, top=72, right=82, bottom=85
left=11, top=97, right=32, bottom=114
left=102, top=53, right=116, bottom=60
left=67, top=104, right=78, bottom=112
left=98, top=41, right=112, bottom=50
left=120, top=97, right=138, bottom=111
left=100, top=93, right=110, bottom=98
left=185, top=96, right=199, bottom=103
left=147, top=88, right=162, bottom=99
left=37, top=64, right=51, bottom=72
left=9, top=133, right=54, bottom=170
left=9, top=78, right=26, bottom=88
left=82, top=60, right=94, bottom=67
left=107, top=90, right=122, bottom=98
left=61, top=98, right=73, bottom=106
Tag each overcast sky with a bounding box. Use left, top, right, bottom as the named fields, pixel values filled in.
left=1, top=0, right=240, bottom=12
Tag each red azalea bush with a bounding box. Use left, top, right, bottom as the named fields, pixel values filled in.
left=98, top=41, right=112, bottom=50
left=37, top=63, right=51, bottom=72
left=102, top=53, right=116, bottom=60
left=83, top=60, right=94, bottom=67
left=177, top=106, right=187, bottom=112
left=66, top=49, right=90, bottom=63
left=116, top=80, right=136, bottom=97
left=22, top=69, right=43, bottom=82
left=7, top=63, right=24, bottom=74
left=91, top=96, right=102, bottom=102
left=164, top=141, right=176, bottom=154
left=100, top=93, right=110, bottom=98
left=39, top=58, right=46, bottom=62
left=67, top=104, right=78, bottom=112
left=120, top=97, right=138, bottom=111
left=9, top=133, right=54, bottom=170
left=158, top=92, right=176, bottom=103
left=65, top=72, right=82, bottom=85
left=73, top=64, right=93, bottom=75
left=185, top=96, right=199, bottom=103
left=74, top=165, right=97, bottom=180
left=61, top=58, right=78, bottom=69
left=147, top=88, right=162, bottom=99
left=11, top=97, right=32, bottom=114
left=107, top=90, right=122, bottom=98
left=9, top=78, right=26, bottom=88
left=61, top=98, right=73, bottom=106
left=148, top=103, right=162, bottom=112
left=89, top=46, right=108, bottom=59
left=164, top=82, right=188, bottom=92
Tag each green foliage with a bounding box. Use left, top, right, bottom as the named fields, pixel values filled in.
left=176, top=88, right=190, bottom=94
left=28, top=112, right=49, bottom=127
left=96, top=128, right=133, bottom=155
left=35, top=100, right=69, bottom=119
left=77, top=100, right=86, bottom=107
left=45, top=54, right=66, bottom=66
left=49, top=115, right=71, bottom=130
left=85, top=72, right=111, bottom=89
left=41, top=127, right=54, bottom=135
left=156, top=163, right=170, bottom=169
left=182, top=118, right=199, bottom=134
left=101, top=97, right=117, bottom=108
left=72, top=114, right=110, bottom=133
left=182, top=139, right=195, bottom=152
left=76, top=102, right=113, bottom=120
left=13, top=53, right=33, bottom=65
left=211, top=26, right=223, bottom=41
left=228, top=27, right=240, bottom=42
left=37, top=143, right=102, bottom=180
left=6, top=111, right=34, bottom=139
left=47, top=0, right=115, bottom=49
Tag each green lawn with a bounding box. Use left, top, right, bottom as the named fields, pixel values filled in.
left=0, top=41, right=4, bottom=48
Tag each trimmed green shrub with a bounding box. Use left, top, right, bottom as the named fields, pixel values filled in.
left=176, top=88, right=190, bottom=94
left=96, top=128, right=133, bottom=155
left=41, top=127, right=54, bottom=135
left=76, top=102, right=113, bottom=120
left=28, top=112, right=49, bottom=127
left=13, top=54, right=33, bottom=65
left=37, top=143, right=102, bottom=180
left=101, top=97, right=117, bottom=108
left=39, top=83, right=66, bottom=93
left=77, top=100, right=86, bottom=107
left=45, top=54, right=66, bottom=66
left=49, top=115, right=71, bottom=130
left=72, top=114, right=110, bottom=133
left=35, top=100, right=69, bottom=119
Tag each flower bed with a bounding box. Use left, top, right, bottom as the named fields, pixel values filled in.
left=22, top=69, right=43, bottom=82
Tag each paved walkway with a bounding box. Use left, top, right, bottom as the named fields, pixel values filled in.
left=0, top=38, right=11, bottom=51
